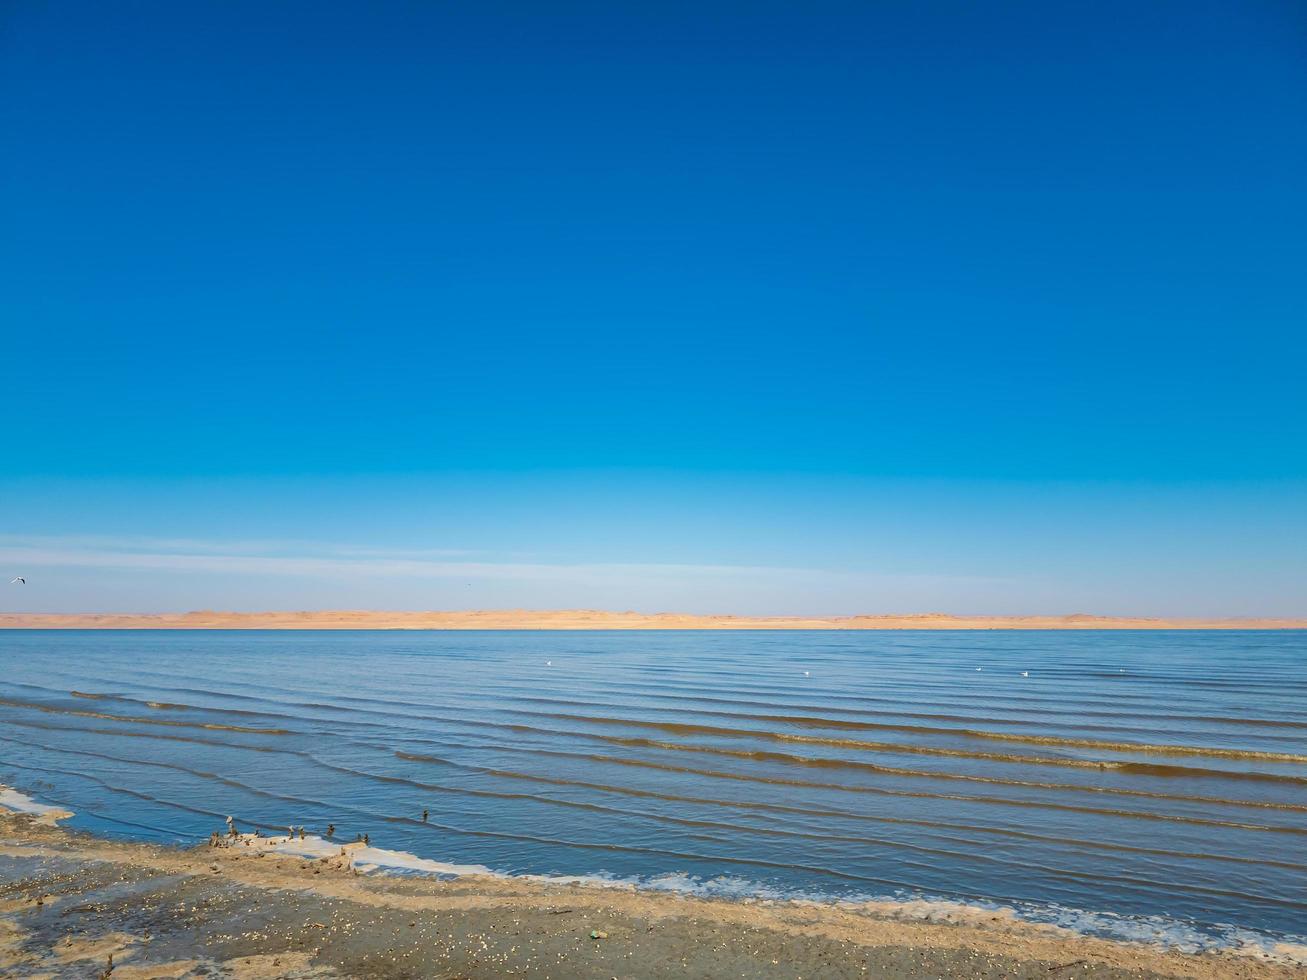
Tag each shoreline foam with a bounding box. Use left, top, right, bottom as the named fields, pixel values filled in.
left=0, top=785, right=73, bottom=826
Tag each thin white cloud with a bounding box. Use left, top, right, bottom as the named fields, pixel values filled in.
left=0, top=534, right=479, bottom=560
left=0, top=535, right=994, bottom=587
left=0, top=534, right=1016, bottom=615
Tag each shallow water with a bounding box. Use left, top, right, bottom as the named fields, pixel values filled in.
left=1, top=629, right=1304, bottom=951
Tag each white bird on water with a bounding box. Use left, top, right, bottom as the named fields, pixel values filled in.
left=803, top=670, right=810, bottom=677
left=545, top=660, right=552, bottom=666
left=9, top=577, right=24, bottom=585
left=1020, top=671, right=1030, bottom=677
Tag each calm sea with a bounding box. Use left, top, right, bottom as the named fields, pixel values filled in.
left=1, top=630, right=1304, bottom=952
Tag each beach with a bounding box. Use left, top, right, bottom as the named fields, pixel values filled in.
left=3, top=610, right=1306, bottom=630
left=2, top=810, right=1303, bottom=980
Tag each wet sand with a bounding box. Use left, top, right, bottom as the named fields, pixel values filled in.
left=1, top=813, right=1301, bottom=979
left=4, top=609, right=1306, bottom=629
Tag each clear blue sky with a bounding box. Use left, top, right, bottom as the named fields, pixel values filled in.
left=2, top=1, right=1304, bottom=615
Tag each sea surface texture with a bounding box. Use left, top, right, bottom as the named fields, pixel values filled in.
left=1, top=630, right=1304, bottom=952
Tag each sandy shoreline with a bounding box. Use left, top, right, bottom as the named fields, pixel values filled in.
left=3, top=609, right=1305, bottom=630
left=1, top=808, right=1303, bottom=979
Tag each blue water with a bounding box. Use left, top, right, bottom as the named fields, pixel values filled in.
left=1, top=629, right=1304, bottom=952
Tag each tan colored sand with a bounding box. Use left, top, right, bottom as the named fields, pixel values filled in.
left=109, top=961, right=204, bottom=980
left=0, top=918, right=31, bottom=972
left=217, top=952, right=337, bottom=978
left=52, top=930, right=139, bottom=963
left=2, top=608, right=1304, bottom=630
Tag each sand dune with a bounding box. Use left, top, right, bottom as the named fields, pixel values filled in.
left=1, top=609, right=1303, bottom=629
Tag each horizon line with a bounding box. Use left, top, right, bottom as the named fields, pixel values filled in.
left=2, top=609, right=1305, bottom=630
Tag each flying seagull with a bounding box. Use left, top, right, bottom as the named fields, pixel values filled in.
left=9, top=577, right=24, bottom=585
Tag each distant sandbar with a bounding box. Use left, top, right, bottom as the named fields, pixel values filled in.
left=2, top=609, right=1303, bottom=629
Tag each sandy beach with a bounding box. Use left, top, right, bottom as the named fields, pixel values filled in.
left=3, top=609, right=1305, bottom=630
left=2, top=810, right=1304, bottom=980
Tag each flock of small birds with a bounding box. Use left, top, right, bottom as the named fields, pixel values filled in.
left=215, top=812, right=444, bottom=854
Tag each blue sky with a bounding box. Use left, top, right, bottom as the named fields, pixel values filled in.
left=2, top=1, right=1304, bottom=615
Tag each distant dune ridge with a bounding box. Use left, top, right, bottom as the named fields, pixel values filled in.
left=1, top=609, right=1303, bottom=629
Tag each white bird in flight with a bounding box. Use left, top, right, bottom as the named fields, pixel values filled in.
left=9, top=577, right=24, bottom=585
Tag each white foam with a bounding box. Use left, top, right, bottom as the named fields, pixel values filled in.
left=882, top=894, right=1307, bottom=966
left=351, top=845, right=496, bottom=878
left=0, top=785, right=74, bottom=824
left=515, top=871, right=1307, bottom=964
left=220, top=833, right=497, bottom=878
left=844, top=896, right=1054, bottom=932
